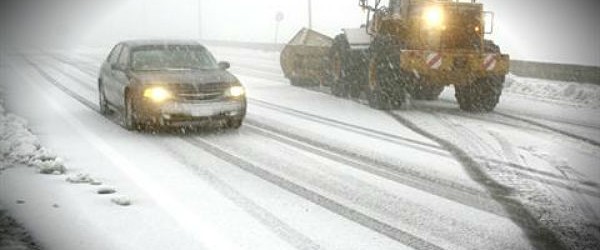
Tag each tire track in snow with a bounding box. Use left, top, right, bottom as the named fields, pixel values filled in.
left=496, top=112, right=600, bottom=148
left=243, top=119, right=508, bottom=218
left=252, top=98, right=600, bottom=190
left=517, top=145, right=600, bottom=229
left=252, top=97, right=600, bottom=191
left=32, top=55, right=97, bottom=93
left=46, top=53, right=100, bottom=76
left=161, top=140, right=323, bottom=250
left=20, top=55, right=99, bottom=112
left=182, top=136, right=444, bottom=250
left=387, top=111, right=567, bottom=250
left=417, top=99, right=600, bottom=148
left=44, top=53, right=99, bottom=77
left=250, top=99, right=445, bottom=155
left=410, top=103, right=600, bottom=193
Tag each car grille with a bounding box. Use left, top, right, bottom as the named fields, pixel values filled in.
left=171, top=82, right=229, bottom=101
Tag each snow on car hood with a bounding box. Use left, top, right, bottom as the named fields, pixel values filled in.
left=129, top=69, right=240, bottom=85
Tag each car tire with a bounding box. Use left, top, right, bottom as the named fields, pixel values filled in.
left=290, top=77, right=307, bottom=87
left=367, top=87, right=389, bottom=110
left=123, top=94, right=138, bottom=131
left=226, top=118, right=243, bottom=129
left=98, top=81, right=110, bottom=115
left=455, top=76, right=504, bottom=112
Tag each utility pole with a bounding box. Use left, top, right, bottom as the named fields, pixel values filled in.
left=308, top=0, right=312, bottom=29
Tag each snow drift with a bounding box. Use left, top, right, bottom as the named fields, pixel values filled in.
left=0, top=87, right=65, bottom=174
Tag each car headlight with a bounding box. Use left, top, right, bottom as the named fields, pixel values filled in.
left=226, top=86, right=245, bottom=97
left=423, top=7, right=444, bottom=28
left=143, top=86, right=172, bottom=103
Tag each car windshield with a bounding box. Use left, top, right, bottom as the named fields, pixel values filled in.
left=131, top=45, right=219, bottom=71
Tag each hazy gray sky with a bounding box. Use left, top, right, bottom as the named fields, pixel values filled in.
left=1, top=0, right=599, bottom=66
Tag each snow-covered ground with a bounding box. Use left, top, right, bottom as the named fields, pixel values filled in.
left=504, top=73, right=600, bottom=109
left=0, top=87, right=44, bottom=250
left=0, top=45, right=599, bottom=250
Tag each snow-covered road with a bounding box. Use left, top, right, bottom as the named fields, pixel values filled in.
left=1, top=46, right=599, bottom=250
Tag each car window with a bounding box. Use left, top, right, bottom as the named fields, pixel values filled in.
left=107, top=44, right=122, bottom=64
left=130, top=45, right=218, bottom=71
left=117, top=45, right=130, bottom=66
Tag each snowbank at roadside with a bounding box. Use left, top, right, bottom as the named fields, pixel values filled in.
left=0, top=88, right=65, bottom=174
left=0, top=88, right=47, bottom=250
left=504, top=73, right=600, bottom=108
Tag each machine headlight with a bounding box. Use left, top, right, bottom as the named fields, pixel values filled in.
left=143, top=86, right=172, bottom=103
left=423, top=7, right=444, bottom=28
left=226, top=86, right=245, bottom=97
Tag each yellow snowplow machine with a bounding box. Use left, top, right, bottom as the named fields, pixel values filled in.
left=280, top=28, right=334, bottom=86
left=280, top=0, right=510, bottom=112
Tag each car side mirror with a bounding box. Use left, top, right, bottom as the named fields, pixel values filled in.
left=218, top=61, right=231, bottom=70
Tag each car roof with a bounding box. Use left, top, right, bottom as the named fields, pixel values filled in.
left=120, top=39, right=205, bottom=48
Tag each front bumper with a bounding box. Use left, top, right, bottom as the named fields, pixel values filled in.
left=399, top=50, right=510, bottom=86
left=136, top=98, right=246, bottom=126
left=160, top=100, right=244, bottom=117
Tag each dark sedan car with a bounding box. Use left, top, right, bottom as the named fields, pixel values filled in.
left=98, top=40, right=247, bottom=130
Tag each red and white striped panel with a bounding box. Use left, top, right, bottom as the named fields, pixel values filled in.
left=426, top=52, right=442, bottom=70
left=483, top=54, right=497, bottom=71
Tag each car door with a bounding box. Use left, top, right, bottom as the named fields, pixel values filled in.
left=101, top=43, right=123, bottom=106
left=111, top=45, right=131, bottom=108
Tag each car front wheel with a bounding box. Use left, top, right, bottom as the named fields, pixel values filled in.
left=98, top=81, right=110, bottom=115
left=123, top=94, right=138, bottom=130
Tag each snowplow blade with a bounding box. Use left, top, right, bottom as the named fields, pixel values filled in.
left=280, top=28, right=333, bottom=86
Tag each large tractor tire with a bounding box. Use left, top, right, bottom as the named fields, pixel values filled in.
left=367, top=87, right=389, bottom=110
left=367, top=36, right=411, bottom=110
left=329, top=34, right=370, bottom=99
left=454, top=40, right=506, bottom=112
left=410, top=85, right=445, bottom=100
left=330, top=34, right=351, bottom=97
left=455, top=75, right=504, bottom=112
left=290, top=77, right=316, bottom=87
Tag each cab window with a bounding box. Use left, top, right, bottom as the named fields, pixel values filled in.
left=117, top=46, right=130, bottom=66
left=107, top=44, right=122, bottom=64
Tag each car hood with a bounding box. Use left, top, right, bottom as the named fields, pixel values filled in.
left=130, top=69, right=239, bottom=86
